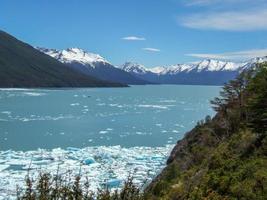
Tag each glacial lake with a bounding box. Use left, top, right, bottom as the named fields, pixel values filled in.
left=0, top=85, right=220, bottom=198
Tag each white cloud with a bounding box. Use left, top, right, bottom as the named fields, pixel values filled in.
left=184, top=0, right=264, bottom=6
left=121, top=36, right=146, bottom=41
left=142, top=48, right=161, bottom=52
left=180, top=9, right=267, bottom=31
left=186, top=48, right=267, bottom=60
left=185, top=0, right=246, bottom=6
left=185, top=0, right=222, bottom=6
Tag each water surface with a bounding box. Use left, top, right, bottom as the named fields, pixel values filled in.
left=0, top=85, right=220, bottom=150
left=0, top=85, right=220, bottom=198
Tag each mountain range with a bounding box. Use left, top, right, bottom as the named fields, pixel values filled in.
left=121, top=57, right=267, bottom=85
left=37, top=47, right=148, bottom=85
left=39, top=46, right=267, bottom=86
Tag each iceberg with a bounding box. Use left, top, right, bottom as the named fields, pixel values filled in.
left=106, top=179, right=122, bottom=188
left=83, top=158, right=95, bottom=165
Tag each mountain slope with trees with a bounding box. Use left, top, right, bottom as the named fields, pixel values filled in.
left=0, top=30, right=125, bottom=88
left=146, top=62, right=267, bottom=199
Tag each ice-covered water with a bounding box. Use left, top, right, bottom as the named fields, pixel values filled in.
left=0, top=145, right=172, bottom=199
left=0, top=85, right=220, bottom=198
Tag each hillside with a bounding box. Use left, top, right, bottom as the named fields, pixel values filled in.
left=146, top=62, right=267, bottom=199
left=38, top=47, right=149, bottom=85
left=0, top=30, right=125, bottom=88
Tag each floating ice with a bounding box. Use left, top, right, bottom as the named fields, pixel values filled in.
left=0, top=164, right=9, bottom=172
left=67, top=147, right=80, bottom=151
left=83, top=157, right=95, bottom=165
left=1, top=111, right=11, bottom=115
left=99, top=131, right=108, bottom=134
left=106, top=179, right=122, bottom=188
left=23, top=92, right=46, bottom=96
left=159, top=100, right=176, bottom=103
left=0, top=145, right=172, bottom=198
left=3, top=114, right=75, bottom=122
left=70, top=103, right=80, bottom=106
left=137, top=104, right=169, bottom=109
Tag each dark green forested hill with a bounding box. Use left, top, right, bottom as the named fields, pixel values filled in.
left=146, top=62, right=267, bottom=200
left=0, top=30, right=125, bottom=88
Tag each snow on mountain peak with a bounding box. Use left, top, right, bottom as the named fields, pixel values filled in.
left=121, top=62, right=148, bottom=74
left=120, top=59, right=253, bottom=76
left=247, top=56, right=267, bottom=64
left=149, top=66, right=166, bottom=74
left=195, top=59, right=244, bottom=72
left=38, top=47, right=108, bottom=67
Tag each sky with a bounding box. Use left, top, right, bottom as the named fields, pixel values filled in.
left=0, top=0, right=267, bottom=67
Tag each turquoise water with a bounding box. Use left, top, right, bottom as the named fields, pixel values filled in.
left=0, top=85, right=221, bottom=198
left=0, top=85, right=220, bottom=151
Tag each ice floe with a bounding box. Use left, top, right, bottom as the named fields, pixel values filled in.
left=137, top=104, right=169, bottom=109
left=0, top=113, right=75, bottom=122
left=70, top=103, right=80, bottom=106
left=23, top=92, right=46, bottom=96
left=0, top=145, right=173, bottom=198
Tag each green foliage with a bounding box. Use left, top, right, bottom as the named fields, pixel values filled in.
left=146, top=62, right=267, bottom=200
left=17, top=174, right=143, bottom=200
left=247, top=64, right=267, bottom=134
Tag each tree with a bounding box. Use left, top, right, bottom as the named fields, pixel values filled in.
left=210, top=69, right=251, bottom=133
left=247, top=63, right=267, bottom=134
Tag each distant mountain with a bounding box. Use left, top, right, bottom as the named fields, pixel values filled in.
left=121, top=58, right=267, bottom=85
left=0, top=30, right=125, bottom=88
left=38, top=48, right=148, bottom=85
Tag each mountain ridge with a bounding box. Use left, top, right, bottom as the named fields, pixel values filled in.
left=38, top=47, right=149, bottom=85
left=38, top=46, right=267, bottom=86
left=121, top=57, right=267, bottom=85
left=0, top=30, right=126, bottom=88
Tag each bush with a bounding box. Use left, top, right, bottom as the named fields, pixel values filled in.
left=17, top=173, right=144, bottom=200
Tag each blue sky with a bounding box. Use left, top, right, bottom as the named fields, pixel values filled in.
left=1, top=0, right=267, bottom=67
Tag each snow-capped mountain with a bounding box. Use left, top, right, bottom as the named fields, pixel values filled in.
left=38, top=47, right=108, bottom=67
left=241, top=56, right=267, bottom=70
left=120, top=57, right=267, bottom=85
left=38, top=48, right=148, bottom=85
left=38, top=46, right=267, bottom=86
left=121, top=62, right=149, bottom=75
left=122, top=60, right=245, bottom=75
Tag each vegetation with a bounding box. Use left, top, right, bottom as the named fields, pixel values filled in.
left=17, top=173, right=144, bottom=200
left=146, top=62, right=267, bottom=199
left=0, top=30, right=125, bottom=88
left=17, top=63, right=267, bottom=199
